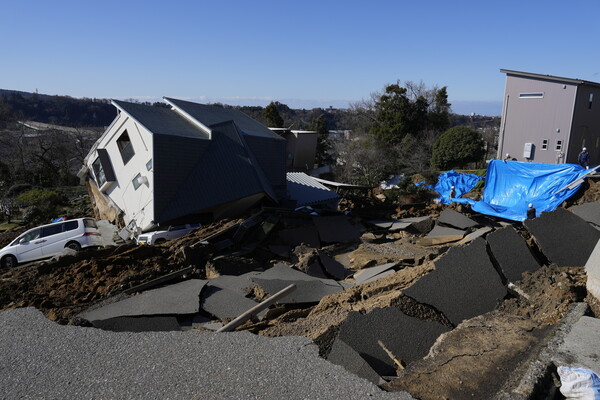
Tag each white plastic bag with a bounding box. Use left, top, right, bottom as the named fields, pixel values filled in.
left=558, top=366, right=600, bottom=399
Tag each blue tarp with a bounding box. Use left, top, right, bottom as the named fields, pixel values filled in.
left=434, top=170, right=484, bottom=205
left=441, top=160, right=590, bottom=221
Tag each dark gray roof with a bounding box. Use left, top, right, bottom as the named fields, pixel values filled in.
left=154, top=120, right=276, bottom=223
left=500, top=69, right=600, bottom=88
left=164, top=97, right=284, bottom=140
left=106, top=99, right=283, bottom=224
left=112, top=100, right=209, bottom=139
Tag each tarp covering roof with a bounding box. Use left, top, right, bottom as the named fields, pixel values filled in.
left=450, top=160, right=593, bottom=221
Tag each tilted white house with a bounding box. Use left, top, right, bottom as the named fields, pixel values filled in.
left=79, top=98, right=286, bottom=236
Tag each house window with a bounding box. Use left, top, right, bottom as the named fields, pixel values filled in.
left=146, top=159, right=153, bottom=171
left=589, top=93, right=594, bottom=109
left=132, top=173, right=143, bottom=190
left=117, top=130, right=135, bottom=164
left=556, top=140, right=563, bottom=151
left=541, top=139, right=548, bottom=150
left=519, top=93, right=544, bottom=99
left=92, top=157, right=107, bottom=187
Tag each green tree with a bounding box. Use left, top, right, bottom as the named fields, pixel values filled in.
left=427, top=86, right=450, bottom=132
left=369, top=83, right=428, bottom=145
left=310, top=113, right=332, bottom=166
left=264, top=101, right=284, bottom=128
left=430, top=126, right=485, bottom=170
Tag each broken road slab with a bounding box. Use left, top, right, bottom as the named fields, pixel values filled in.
left=2, top=308, right=414, bottom=400
left=404, top=238, right=506, bottom=326
left=456, top=226, right=492, bottom=245
left=318, top=251, right=351, bottom=280
left=91, top=316, right=182, bottom=332
left=80, top=279, right=207, bottom=322
left=438, top=208, right=478, bottom=230
left=353, top=263, right=397, bottom=285
left=333, top=307, right=450, bottom=377
left=524, top=207, right=600, bottom=267
left=200, top=285, right=259, bottom=320
left=570, top=202, right=600, bottom=227
left=487, top=226, right=541, bottom=283
left=312, top=215, right=361, bottom=243
left=416, top=224, right=465, bottom=246
left=277, top=225, right=320, bottom=248
left=327, top=337, right=384, bottom=385
left=398, top=216, right=434, bottom=233
left=251, top=278, right=342, bottom=304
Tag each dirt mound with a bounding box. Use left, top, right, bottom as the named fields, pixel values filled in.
left=498, top=264, right=588, bottom=324
left=0, top=219, right=243, bottom=323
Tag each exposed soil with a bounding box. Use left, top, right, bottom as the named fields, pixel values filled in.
left=0, top=219, right=241, bottom=323
left=0, top=196, right=597, bottom=399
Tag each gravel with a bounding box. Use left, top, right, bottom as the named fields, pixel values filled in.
left=0, top=308, right=414, bottom=399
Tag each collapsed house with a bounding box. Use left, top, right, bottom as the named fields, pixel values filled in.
left=78, top=98, right=287, bottom=236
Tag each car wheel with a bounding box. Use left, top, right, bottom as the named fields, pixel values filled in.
left=66, top=242, right=82, bottom=252
left=2, top=255, right=17, bottom=269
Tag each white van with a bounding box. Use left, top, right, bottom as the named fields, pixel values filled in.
left=0, top=218, right=103, bottom=268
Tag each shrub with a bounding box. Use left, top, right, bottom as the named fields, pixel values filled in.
left=17, top=189, right=66, bottom=207
left=430, top=126, right=485, bottom=170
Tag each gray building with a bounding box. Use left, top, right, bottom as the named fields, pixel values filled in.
left=80, top=98, right=286, bottom=234
left=498, top=69, right=600, bottom=165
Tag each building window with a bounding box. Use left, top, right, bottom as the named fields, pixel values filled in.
left=146, top=159, right=153, bottom=171
left=541, top=139, right=548, bottom=150
left=132, top=173, right=143, bottom=190
left=92, top=157, right=106, bottom=187
left=556, top=140, right=563, bottom=151
left=519, top=93, right=544, bottom=99
left=589, top=93, right=594, bottom=110
left=117, top=130, right=135, bottom=164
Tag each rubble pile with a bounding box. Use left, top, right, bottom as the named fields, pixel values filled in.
left=1, top=194, right=599, bottom=398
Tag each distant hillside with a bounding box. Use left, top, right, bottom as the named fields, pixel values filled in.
left=0, top=89, right=117, bottom=127
left=0, top=89, right=500, bottom=132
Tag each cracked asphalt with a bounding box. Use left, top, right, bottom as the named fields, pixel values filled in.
left=0, top=308, right=414, bottom=399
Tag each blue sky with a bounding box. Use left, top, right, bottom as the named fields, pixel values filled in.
left=2, top=0, right=600, bottom=116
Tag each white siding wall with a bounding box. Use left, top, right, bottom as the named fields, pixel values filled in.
left=88, top=113, right=155, bottom=232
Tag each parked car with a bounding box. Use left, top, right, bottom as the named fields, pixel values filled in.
left=136, top=223, right=200, bottom=245
left=0, top=218, right=103, bottom=268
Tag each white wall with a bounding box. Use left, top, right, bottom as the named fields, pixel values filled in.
left=87, top=112, right=155, bottom=232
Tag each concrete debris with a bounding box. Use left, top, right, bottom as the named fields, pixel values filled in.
left=524, top=207, right=600, bottom=267
left=437, top=208, right=478, bottom=230
left=554, top=315, right=600, bottom=373
left=3, top=188, right=600, bottom=399
left=416, top=224, right=465, bottom=246
left=585, top=239, right=600, bottom=302
left=251, top=278, right=342, bottom=304
left=312, top=215, right=361, bottom=243
left=487, top=226, right=541, bottom=283
left=318, top=251, right=351, bottom=280
left=404, top=238, right=506, bottom=326
left=277, top=225, right=320, bottom=248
